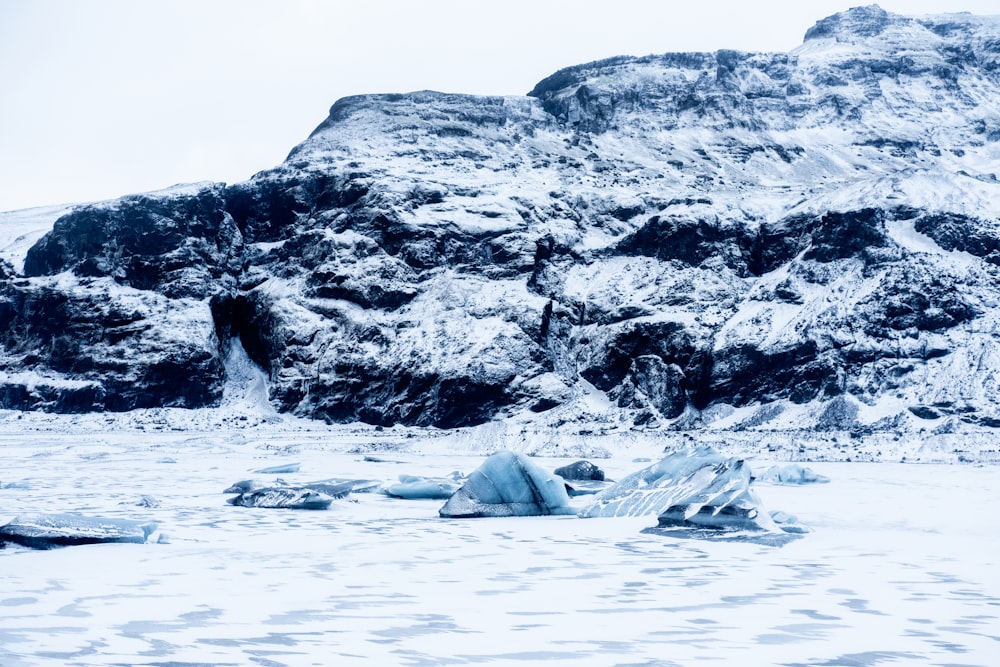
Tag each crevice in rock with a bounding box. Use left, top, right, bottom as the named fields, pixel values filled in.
left=210, top=294, right=271, bottom=373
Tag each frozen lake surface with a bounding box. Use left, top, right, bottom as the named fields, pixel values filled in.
left=0, top=428, right=997, bottom=666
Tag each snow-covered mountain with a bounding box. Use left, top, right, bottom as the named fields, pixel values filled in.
left=3, top=5, right=1000, bottom=437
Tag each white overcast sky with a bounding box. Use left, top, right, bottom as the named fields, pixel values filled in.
left=1, top=0, right=998, bottom=212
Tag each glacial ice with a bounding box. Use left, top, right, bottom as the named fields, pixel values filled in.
left=579, top=446, right=780, bottom=533
left=254, top=463, right=301, bottom=474
left=224, top=478, right=359, bottom=498
left=439, top=451, right=575, bottom=518
left=385, top=474, right=462, bottom=500
left=563, top=479, right=613, bottom=497
left=228, top=487, right=335, bottom=510
left=757, top=464, right=831, bottom=485
left=770, top=510, right=811, bottom=534
left=579, top=445, right=735, bottom=518
left=0, top=513, right=158, bottom=549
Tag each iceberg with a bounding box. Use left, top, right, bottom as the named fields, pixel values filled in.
left=652, top=458, right=779, bottom=532
left=579, top=445, right=734, bottom=518
left=439, top=451, right=575, bottom=518
left=757, top=464, right=831, bottom=485
left=228, top=487, right=335, bottom=510
left=579, top=446, right=779, bottom=532
left=385, top=475, right=462, bottom=500
left=0, top=513, right=157, bottom=549
left=224, top=478, right=359, bottom=498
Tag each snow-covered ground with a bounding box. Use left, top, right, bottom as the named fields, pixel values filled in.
left=0, top=421, right=996, bottom=666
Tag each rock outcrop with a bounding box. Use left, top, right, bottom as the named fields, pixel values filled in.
left=3, top=7, right=1000, bottom=434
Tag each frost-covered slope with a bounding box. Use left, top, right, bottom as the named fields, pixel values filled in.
left=3, top=5, right=1000, bottom=438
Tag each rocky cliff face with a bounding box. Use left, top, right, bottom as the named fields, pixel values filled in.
left=4, top=5, right=1000, bottom=434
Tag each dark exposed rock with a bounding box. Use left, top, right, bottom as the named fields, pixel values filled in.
left=3, top=6, right=1000, bottom=432
left=802, top=209, right=889, bottom=263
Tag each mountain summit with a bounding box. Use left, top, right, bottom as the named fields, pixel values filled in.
left=3, top=6, right=1000, bottom=436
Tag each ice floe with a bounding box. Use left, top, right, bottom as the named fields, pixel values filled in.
left=0, top=513, right=158, bottom=549
left=757, top=463, right=831, bottom=485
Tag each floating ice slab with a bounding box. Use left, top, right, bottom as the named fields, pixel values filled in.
left=253, top=463, right=301, bottom=474
left=305, top=478, right=383, bottom=494
left=439, top=451, right=575, bottom=518
left=563, top=479, right=614, bottom=497
left=757, top=463, right=831, bottom=485
left=228, top=487, right=335, bottom=510
left=385, top=475, right=461, bottom=500
left=0, top=513, right=157, bottom=549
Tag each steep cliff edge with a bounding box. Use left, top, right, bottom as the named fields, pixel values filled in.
left=3, top=6, right=1000, bottom=436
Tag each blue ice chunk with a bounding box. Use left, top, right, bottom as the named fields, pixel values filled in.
left=385, top=475, right=461, bottom=500
left=0, top=513, right=157, bottom=549
left=254, top=463, right=301, bottom=474
left=228, top=487, right=334, bottom=510
left=770, top=510, right=812, bottom=533
left=653, top=458, right=778, bottom=532
left=757, top=464, right=830, bottom=485
left=579, top=445, right=732, bottom=518
left=580, top=445, right=781, bottom=533
left=439, top=451, right=575, bottom=518
left=563, top=480, right=613, bottom=497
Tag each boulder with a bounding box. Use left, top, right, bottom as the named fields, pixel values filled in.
left=553, top=460, right=605, bottom=481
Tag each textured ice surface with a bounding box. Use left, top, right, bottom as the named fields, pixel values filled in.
left=758, top=463, right=832, bottom=485
left=580, top=445, right=744, bottom=518
left=653, top=458, right=778, bottom=533
left=0, top=513, right=156, bottom=549
left=439, top=451, right=575, bottom=517
left=0, top=429, right=996, bottom=666
left=580, top=446, right=789, bottom=534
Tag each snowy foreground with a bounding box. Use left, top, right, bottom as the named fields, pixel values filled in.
left=0, top=417, right=997, bottom=667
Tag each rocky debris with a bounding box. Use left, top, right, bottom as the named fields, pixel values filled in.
left=439, top=451, right=575, bottom=518
left=652, top=459, right=779, bottom=532
left=553, top=460, right=605, bottom=481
